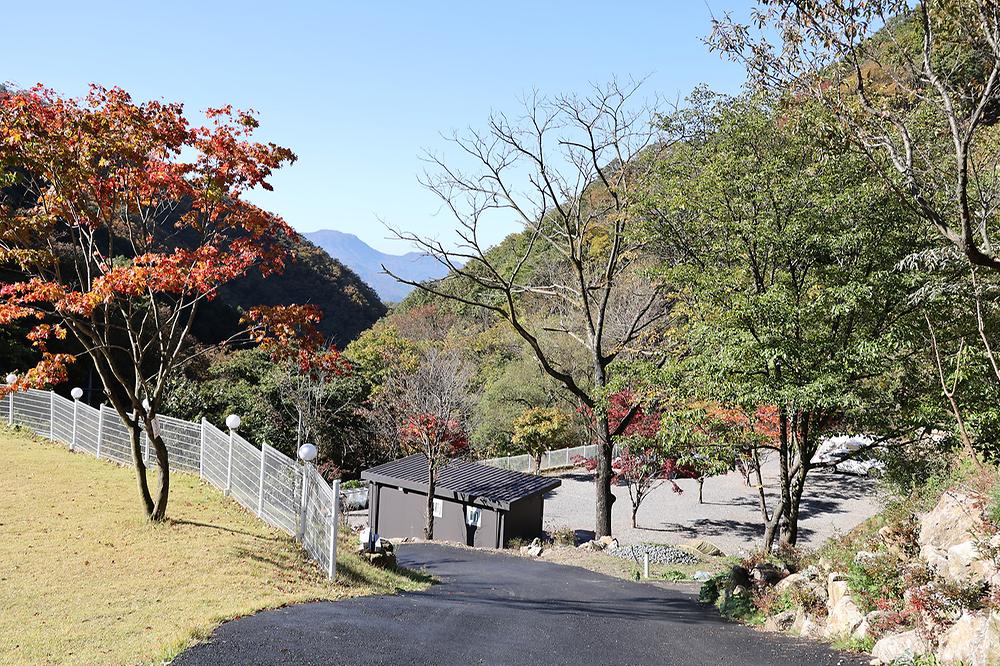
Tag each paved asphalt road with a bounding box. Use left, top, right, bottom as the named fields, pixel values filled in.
left=174, top=544, right=866, bottom=666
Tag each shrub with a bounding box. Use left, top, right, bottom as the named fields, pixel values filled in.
left=661, top=569, right=685, bottom=582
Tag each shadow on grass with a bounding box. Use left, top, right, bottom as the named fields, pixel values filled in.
left=170, top=518, right=285, bottom=541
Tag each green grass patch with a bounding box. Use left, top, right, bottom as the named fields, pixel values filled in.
left=0, top=429, right=428, bottom=665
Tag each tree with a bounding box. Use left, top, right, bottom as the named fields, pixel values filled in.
left=386, top=80, right=671, bottom=536
left=710, top=1, right=1000, bottom=271
left=381, top=347, right=472, bottom=539
left=0, top=85, right=311, bottom=520
left=512, top=406, right=576, bottom=472
left=649, top=93, right=925, bottom=550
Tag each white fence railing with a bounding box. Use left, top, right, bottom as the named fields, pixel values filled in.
left=5, top=388, right=339, bottom=579
left=480, top=443, right=602, bottom=474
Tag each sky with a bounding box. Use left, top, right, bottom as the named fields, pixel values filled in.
left=4, top=1, right=753, bottom=254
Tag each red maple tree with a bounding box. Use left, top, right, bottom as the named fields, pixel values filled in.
left=0, top=84, right=317, bottom=520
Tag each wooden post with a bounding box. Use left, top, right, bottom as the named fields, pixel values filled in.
left=49, top=390, right=55, bottom=441
left=297, top=465, right=310, bottom=542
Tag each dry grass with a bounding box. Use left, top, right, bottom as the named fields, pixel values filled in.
left=0, top=428, right=429, bottom=666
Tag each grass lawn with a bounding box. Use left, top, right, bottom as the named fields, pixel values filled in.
left=0, top=428, right=429, bottom=666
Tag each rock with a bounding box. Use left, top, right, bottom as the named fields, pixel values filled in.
left=825, top=593, right=865, bottom=639
left=775, top=572, right=806, bottom=593
left=919, top=491, right=987, bottom=552
left=854, top=550, right=880, bottom=566
left=945, top=540, right=996, bottom=585
left=828, top=573, right=850, bottom=608
left=936, top=610, right=1000, bottom=666
left=598, top=535, right=618, bottom=549
left=764, top=610, right=797, bottom=632
left=361, top=551, right=397, bottom=569
left=871, top=630, right=930, bottom=665
left=752, top=562, right=786, bottom=586
left=692, top=570, right=713, bottom=582
left=732, top=585, right=748, bottom=597
left=577, top=540, right=603, bottom=552
left=682, top=539, right=725, bottom=557
left=920, top=543, right=949, bottom=573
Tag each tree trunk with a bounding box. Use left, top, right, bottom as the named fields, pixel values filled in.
left=425, top=461, right=435, bottom=540
left=780, top=464, right=808, bottom=547
left=761, top=497, right=784, bottom=554
left=594, top=416, right=614, bottom=537
left=148, top=430, right=170, bottom=522
left=533, top=452, right=542, bottom=475
left=128, top=420, right=154, bottom=517
left=697, top=477, right=705, bottom=504
left=631, top=504, right=638, bottom=528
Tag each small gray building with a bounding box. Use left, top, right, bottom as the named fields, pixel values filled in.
left=361, top=454, right=561, bottom=548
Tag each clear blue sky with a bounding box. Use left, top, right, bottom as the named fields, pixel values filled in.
left=4, top=1, right=752, bottom=254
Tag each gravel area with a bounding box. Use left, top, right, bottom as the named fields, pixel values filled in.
left=606, top=543, right=700, bottom=565
left=543, top=457, right=880, bottom=555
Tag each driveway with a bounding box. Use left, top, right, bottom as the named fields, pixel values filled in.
left=544, top=462, right=879, bottom=554
left=174, top=543, right=866, bottom=666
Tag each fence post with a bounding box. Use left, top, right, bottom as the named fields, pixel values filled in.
left=49, top=390, right=55, bottom=441
left=70, top=392, right=80, bottom=452
left=297, top=466, right=310, bottom=542
left=225, top=431, right=234, bottom=496
left=96, top=406, right=104, bottom=459
left=328, top=479, right=340, bottom=580
left=257, top=444, right=266, bottom=517
left=199, top=419, right=206, bottom=479
left=7, top=389, right=13, bottom=427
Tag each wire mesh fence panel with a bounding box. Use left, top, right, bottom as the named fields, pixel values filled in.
left=261, top=443, right=300, bottom=535
left=12, top=390, right=51, bottom=435
left=200, top=421, right=229, bottom=490
left=51, top=394, right=75, bottom=446
left=74, top=403, right=101, bottom=456
left=98, top=405, right=133, bottom=465
left=157, top=415, right=201, bottom=474
left=228, top=433, right=261, bottom=514
left=300, top=466, right=335, bottom=575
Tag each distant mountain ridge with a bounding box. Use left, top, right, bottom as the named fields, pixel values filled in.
left=305, top=229, right=448, bottom=303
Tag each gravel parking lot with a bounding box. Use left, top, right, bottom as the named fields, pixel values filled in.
left=543, top=459, right=880, bottom=555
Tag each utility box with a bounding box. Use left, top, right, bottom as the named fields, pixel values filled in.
left=361, top=454, right=561, bottom=548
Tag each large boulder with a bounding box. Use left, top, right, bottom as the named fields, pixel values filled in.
left=871, top=630, right=931, bottom=664
left=682, top=539, right=724, bottom=557
left=945, top=539, right=998, bottom=585
left=936, top=611, right=1000, bottom=666
left=826, top=596, right=865, bottom=639
left=790, top=607, right=826, bottom=639
left=919, top=492, right=987, bottom=552
left=764, top=609, right=797, bottom=633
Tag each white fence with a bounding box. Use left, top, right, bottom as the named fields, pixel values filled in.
left=5, top=388, right=340, bottom=579
left=480, top=443, right=601, bottom=473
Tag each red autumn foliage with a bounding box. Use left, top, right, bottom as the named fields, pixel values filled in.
left=399, top=414, right=470, bottom=458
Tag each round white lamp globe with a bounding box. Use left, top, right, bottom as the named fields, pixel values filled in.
left=6, top=373, right=17, bottom=385
left=298, top=443, right=317, bottom=462
left=142, top=398, right=151, bottom=411
left=225, top=414, right=242, bottom=431
left=71, top=387, right=84, bottom=400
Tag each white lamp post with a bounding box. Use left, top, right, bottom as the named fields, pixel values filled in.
left=6, top=373, right=16, bottom=426
left=224, top=414, right=241, bottom=495
left=69, top=387, right=83, bottom=451
left=296, top=442, right=318, bottom=541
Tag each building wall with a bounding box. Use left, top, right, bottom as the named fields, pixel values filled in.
left=503, top=494, right=544, bottom=545
left=371, top=483, right=503, bottom=548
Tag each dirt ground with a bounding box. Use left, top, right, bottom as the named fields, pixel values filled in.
left=542, top=459, right=881, bottom=556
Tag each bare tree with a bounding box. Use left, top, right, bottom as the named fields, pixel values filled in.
left=710, top=1, right=1000, bottom=271
left=385, top=80, right=670, bottom=536
left=382, top=347, right=472, bottom=539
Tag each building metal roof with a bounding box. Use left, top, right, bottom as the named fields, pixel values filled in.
left=361, top=454, right=562, bottom=509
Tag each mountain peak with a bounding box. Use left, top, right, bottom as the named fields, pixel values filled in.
left=304, top=229, right=448, bottom=303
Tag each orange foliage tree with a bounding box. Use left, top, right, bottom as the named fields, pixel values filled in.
left=0, top=84, right=316, bottom=520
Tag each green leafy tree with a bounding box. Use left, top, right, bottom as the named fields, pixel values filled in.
left=512, top=406, right=576, bottom=472
left=649, top=93, right=927, bottom=551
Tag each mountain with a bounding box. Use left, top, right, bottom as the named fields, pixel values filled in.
left=305, top=229, right=448, bottom=303
left=203, top=234, right=387, bottom=347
